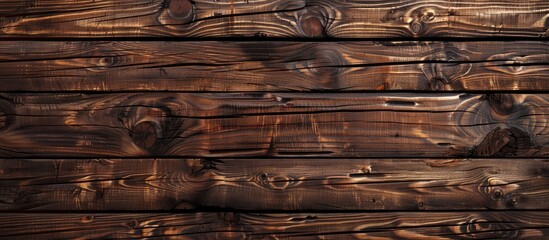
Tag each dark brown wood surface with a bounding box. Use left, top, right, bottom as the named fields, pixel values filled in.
left=0, top=0, right=548, bottom=38
left=1, top=158, right=547, bottom=211
left=1, top=0, right=548, bottom=239
left=1, top=212, right=549, bottom=239
left=0, top=93, right=546, bottom=157
left=0, top=41, right=548, bottom=92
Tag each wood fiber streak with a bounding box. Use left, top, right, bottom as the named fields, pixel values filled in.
left=0, top=0, right=548, bottom=38
left=0, top=93, right=546, bottom=158
left=1, top=158, right=548, bottom=211
left=0, top=41, right=548, bottom=91
left=1, top=212, right=549, bottom=239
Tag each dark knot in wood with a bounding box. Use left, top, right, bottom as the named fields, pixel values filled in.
left=0, top=107, right=7, bottom=130
left=81, top=215, right=95, bottom=223
left=462, top=217, right=519, bottom=238
left=421, top=12, right=435, bottom=22
left=131, top=122, right=158, bottom=149
left=466, top=218, right=491, bottom=234
left=127, top=220, right=139, bottom=229
left=484, top=94, right=516, bottom=115
left=410, top=21, right=423, bottom=35
left=473, top=127, right=533, bottom=157
left=300, top=16, right=324, bottom=37
left=95, top=56, right=121, bottom=70
left=98, top=57, right=113, bottom=67
left=218, top=212, right=240, bottom=226
left=168, top=0, right=193, bottom=19
left=189, top=159, right=218, bottom=175
left=0, top=98, right=14, bottom=131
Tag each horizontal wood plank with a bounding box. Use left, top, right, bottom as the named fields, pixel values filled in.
left=0, top=41, right=548, bottom=91
left=1, top=158, right=548, bottom=211
left=1, top=212, right=549, bottom=239
left=0, top=0, right=548, bottom=38
left=0, top=93, right=546, bottom=158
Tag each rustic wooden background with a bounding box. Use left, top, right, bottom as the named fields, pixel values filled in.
left=0, top=0, right=548, bottom=239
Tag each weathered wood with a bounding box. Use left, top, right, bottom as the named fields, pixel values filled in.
left=1, top=211, right=549, bottom=239
left=0, top=41, right=548, bottom=92
left=0, top=0, right=548, bottom=38
left=0, top=93, right=546, bottom=157
left=1, top=158, right=548, bottom=211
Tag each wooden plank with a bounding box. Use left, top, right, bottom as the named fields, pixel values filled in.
left=0, top=0, right=548, bottom=38
left=0, top=93, right=546, bottom=158
left=1, top=158, right=548, bottom=211
left=0, top=41, right=548, bottom=92
left=1, top=212, right=548, bottom=239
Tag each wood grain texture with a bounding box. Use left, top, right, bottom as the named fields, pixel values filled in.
left=0, top=93, right=546, bottom=158
left=1, top=158, right=548, bottom=211
left=1, top=41, right=548, bottom=92
left=0, top=41, right=549, bottom=92
left=0, top=0, right=548, bottom=38
left=1, top=212, right=549, bottom=239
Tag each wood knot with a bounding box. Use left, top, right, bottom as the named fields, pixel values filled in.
left=461, top=216, right=519, bottom=238
left=218, top=212, right=240, bottom=226
left=256, top=172, right=297, bottom=190
left=473, top=127, right=534, bottom=157
left=131, top=122, right=158, bottom=149
left=99, top=57, right=112, bottom=66
left=465, top=218, right=492, bottom=234
left=0, top=107, right=8, bottom=130
left=167, top=0, right=193, bottom=19
left=410, top=21, right=423, bottom=35
left=97, top=56, right=118, bottom=68
left=127, top=220, right=139, bottom=229
left=491, top=188, right=504, bottom=200
left=81, top=215, right=95, bottom=223
left=421, top=48, right=472, bottom=88
left=188, top=158, right=218, bottom=175
left=421, top=12, right=435, bottom=22
left=483, top=94, right=515, bottom=115
left=301, top=48, right=346, bottom=79
left=300, top=16, right=324, bottom=37
left=117, top=98, right=186, bottom=155
left=0, top=97, right=14, bottom=131
left=429, top=78, right=447, bottom=91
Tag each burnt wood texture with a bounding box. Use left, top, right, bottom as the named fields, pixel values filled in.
left=0, top=41, right=548, bottom=91
left=1, top=158, right=548, bottom=211
left=2, top=212, right=549, bottom=239
left=0, top=93, right=546, bottom=158
left=1, top=0, right=548, bottom=239
left=0, top=0, right=548, bottom=38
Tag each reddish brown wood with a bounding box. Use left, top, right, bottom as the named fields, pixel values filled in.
left=1, top=212, right=548, bottom=239
left=0, top=0, right=547, bottom=38
left=0, top=158, right=547, bottom=211
left=0, top=41, right=547, bottom=91
left=0, top=93, right=546, bottom=158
